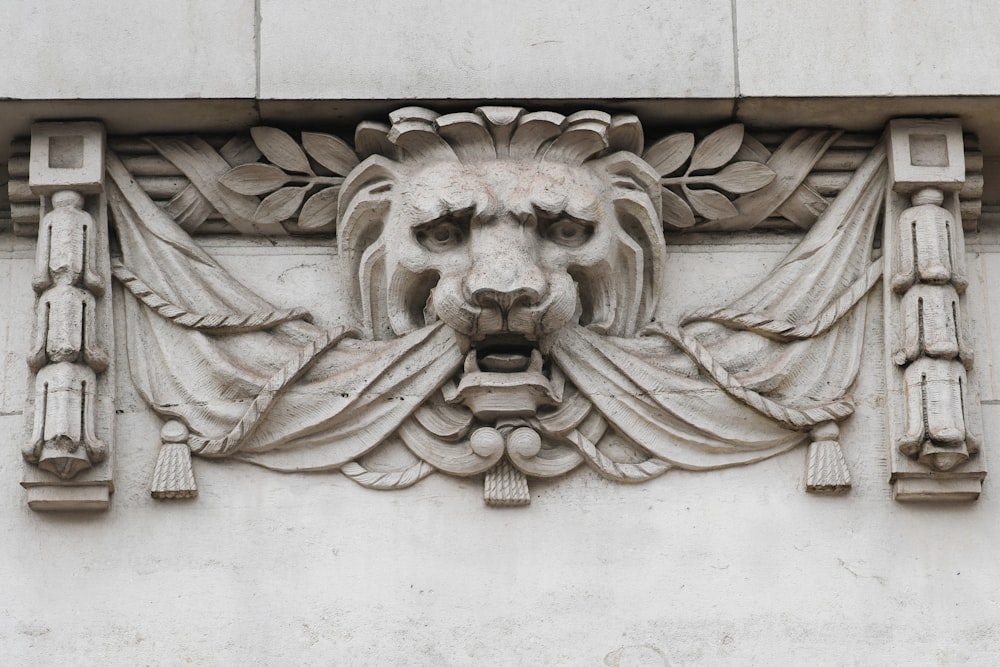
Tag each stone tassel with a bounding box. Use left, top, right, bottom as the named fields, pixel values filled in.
left=805, top=422, right=851, bottom=494
left=150, top=420, right=198, bottom=499
left=484, top=458, right=530, bottom=507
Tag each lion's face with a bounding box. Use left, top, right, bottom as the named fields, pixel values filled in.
left=338, top=110, right=666, bottom=383
left=371, top=158, right=650, bottom=368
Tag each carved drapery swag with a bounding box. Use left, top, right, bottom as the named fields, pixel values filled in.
left=96, top=107, right=902, bottom=504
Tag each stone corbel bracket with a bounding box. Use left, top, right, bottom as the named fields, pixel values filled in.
left=884, top=118, right=987, bottom=501
left=20, top=122, right=115, bottom=511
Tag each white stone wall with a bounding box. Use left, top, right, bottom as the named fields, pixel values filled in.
left=4, top=1, right=1000, bottom=100
left=3, top=230, right=1000, bottom=664
left=5, top=1, right=1000, bottom=664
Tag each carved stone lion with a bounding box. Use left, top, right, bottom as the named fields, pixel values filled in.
left=105, top=106, right=890, bottom=503
left=339, top=108, right=664, bottom=424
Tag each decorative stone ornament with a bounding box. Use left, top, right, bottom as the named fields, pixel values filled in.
left=884, top=118, right=986, bottom=501
left=21, top=122, right=115, bottom=511
left=9, top=110, right=987, bottom=509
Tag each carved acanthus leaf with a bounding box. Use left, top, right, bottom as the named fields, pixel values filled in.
left=684, top=186, right=739, bottom=220
left=711, top=161, right=778, bottom=194
left=219, top=163, right=291, bottom=195
left=643, top=132, right=694, bottom=176
left=219, top=128, right=359, bottom=228
left=298, top=186, right=341, bottom=230
left=301, top=132, right=360, bottom=175
left=250, top=127, right=314, bottom=175
left=659, top=187, right=696, bottom=228
left=689, top=123, right=744, bottom=171
left=255, top=185, right=311, bottom=225
left=644, top=124, right=777, bottom=227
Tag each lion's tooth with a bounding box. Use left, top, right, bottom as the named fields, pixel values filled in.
left=464, top=349, right=479, bottom=373
left=529, top=348, right=544, bottom=372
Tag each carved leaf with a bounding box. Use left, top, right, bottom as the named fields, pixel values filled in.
left=707, top=161, right=776, bottom=194
left=642, top=133, right=694, bottom=176
left=301, top=132, right=360, bottom=175
left=689, top=124, right=745, bottom=173
left=660, top=186, right=696, bottom=228
left=218, top=163, right=292, bottom=196
left=254, top=185, right=311, bottom=224
left=250, top=127, right=314, bottom=175
left=298, top=186, right=341, bottom=229
left=684, top=186, right=738, bottom=220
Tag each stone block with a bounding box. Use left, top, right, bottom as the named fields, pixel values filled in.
left=736, top=0, right=1000, bottom=97
left=892, top=476, right=983, bottom=502
left=0, top=0, right=257, bottom=99
left=258, top=0, right=736, bottom=99
left=970, top=244, right=1000, bottom=402
left=24, top=484, right=111, bottom=511
left=887, top=118, right=966, bottom=192
left=29, top=122, right=105, bottom=195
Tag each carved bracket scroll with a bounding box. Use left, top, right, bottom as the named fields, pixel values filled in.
left=20, top=122, right=115, bottom=511
left=884, top=118, right=987, bottom=501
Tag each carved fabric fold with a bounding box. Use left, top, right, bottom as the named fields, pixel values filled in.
left=682, top=145, right=888, bottom=401
left=105, top=138, right=887, bottom=475
left=548, top=147, right=887, bottom=470
left=107, top=152, right=464, bottom=469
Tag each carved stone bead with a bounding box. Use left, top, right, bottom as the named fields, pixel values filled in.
left=28, top=283, right=107, bottom=372
left=470, top=427, right=505, bottom=458
left=897, top=358, right=969, bottom=469
left=896, top=284, right=963, bottom=365
left=891, top=198, right=955, bottom=293
left=507, top=427, right=542, bottom=459
left=23, top=361, right=107, bottom=479
left=32, top=190, right=103, bottom=295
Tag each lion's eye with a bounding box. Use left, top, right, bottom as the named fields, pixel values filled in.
left=416, top=218, right=467, bottom=251
left=542, top=218, right=593, bottom=247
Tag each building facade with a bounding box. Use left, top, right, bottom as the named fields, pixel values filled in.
left=3, top=2, right=1000, bottom=663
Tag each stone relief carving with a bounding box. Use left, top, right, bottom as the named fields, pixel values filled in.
left=8, top=111, right=987, bottom=508
left=18, top=123, right=116, bottom=510
left=883, top=119, right=986, bottom=500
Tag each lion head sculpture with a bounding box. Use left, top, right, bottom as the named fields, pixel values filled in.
left=104, top=105, right=889, bottom=504
left=337, top=107, right=666, bottom=367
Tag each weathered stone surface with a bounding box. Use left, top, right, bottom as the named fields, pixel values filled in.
left=59, top=111, right=913, bottom=505
left=4, top=157, right=1000, bottom=655
left=968, top=236, right=1000, bottom=402
left=4, top=1, right=1000, bottom=661
left=736, top=0, right=1000, bottom=96
left=0, top=1, right=257, bottom=99
left=2, top=280, right=1000, bottom=662
left=258, top=0, right=736, bottom=99
left=884, top=120, right=985, bottom=497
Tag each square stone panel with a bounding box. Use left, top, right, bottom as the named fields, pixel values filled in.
left=0, top=0, right=257, bottom=99
left=736, top=0, right=1000, bottom=97
left=259, top=0, right=736, bottom=99
left=887, top=118, right=966, bottom=192
left=29, top=122, right=105, bottom=194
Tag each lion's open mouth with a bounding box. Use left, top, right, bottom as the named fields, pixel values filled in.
left=452, top=334, right=559, bottom=419
left=471, top=334, right=540, bottom=373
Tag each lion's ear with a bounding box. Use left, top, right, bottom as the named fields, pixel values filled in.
left=595, top=152, right=662, bottom=219
left=337, top=155, right=400, bottom=251
left=593, top=152, right=667, bottom=332
left=607, top=114, right=644, bottom=155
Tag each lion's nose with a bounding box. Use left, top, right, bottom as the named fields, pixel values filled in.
left=464, top=220, right=548, bottom=314
left=471, top=286, right=541, bottom=313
